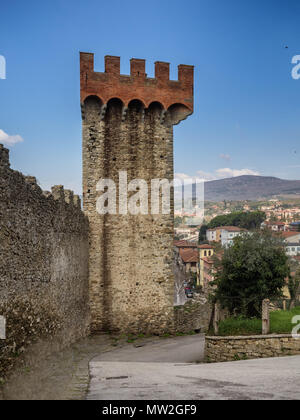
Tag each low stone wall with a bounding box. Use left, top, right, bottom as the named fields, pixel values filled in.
left=174, top=296, right=213, bottom=334
left=0, top=145, right=90, bottom=380
left=205, top=334, right=300, bottom=362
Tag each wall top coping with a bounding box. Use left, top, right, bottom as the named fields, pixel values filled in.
left=206, top=334, right=294, bottom=341
left=0, top=144, right=83, bottom=211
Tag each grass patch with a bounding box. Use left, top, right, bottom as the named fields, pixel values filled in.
left=214, top=307, right=300, bottom=336
left=126, top=334, right=137, bottom=343
left=175, top=330, right=197, bottom=337
left=126, top=333, right=148, bottom=343
left=270, top=307, right=300, bottom=334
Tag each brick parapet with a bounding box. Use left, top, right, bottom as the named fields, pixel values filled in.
left=80, top=53, right=194, bottom=111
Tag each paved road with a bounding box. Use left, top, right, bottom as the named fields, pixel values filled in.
left=174, top=286, right=188, bottom=306
left=173, top=263, right=188, bottom=306
left=87, top=335, right=300, bottom=400
left=92, top=335, right=205, bottom=364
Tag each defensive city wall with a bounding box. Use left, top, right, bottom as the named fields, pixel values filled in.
left=0, top=53, right=196, bottom=378
left=0, top=145, right=90, bottom=379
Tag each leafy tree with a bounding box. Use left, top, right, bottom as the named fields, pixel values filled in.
left=198, top=225, right=208, bottom=243
left=189, top=271, right=198, bottom=288
left=212, top=231, right=289, bottom=317
left=288, top=270, right=300, bottom=309
left=208, top=211, right=266, bottom=231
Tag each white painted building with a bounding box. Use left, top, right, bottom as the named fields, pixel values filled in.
left=206, top=226, right=247, bottom=247
left=286, top=243, right=300, bottom=257
left=220, top=227, right=245, bottom=247
left=206, top=229, right=217, bottom=242
left=175, top=226, right=199, bottom=242
left=261, top=221, right=287, bottom=232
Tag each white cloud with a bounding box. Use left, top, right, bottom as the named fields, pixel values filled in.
left=219, top=153, right=231, bottom=161
left=216, top=168, right=260, bottom=178
left=174, top=172, right=191, bottom=181
left=174, top=173, right=195, bottom=185
left=0, top=129, right=24, bottom=146
left=175, top=167, right=260, bottom=182
left=196, top=170, right=216, bottom=181
left=174, top=171, right=215, bottom=184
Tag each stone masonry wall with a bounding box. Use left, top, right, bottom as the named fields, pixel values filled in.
left=205, top=335, right=300, bottom=362
left=81, top=54, right=194, bottom=335
left=0, top=145, right=90, bottom=379
left=175, top=296, right=213, bottom=334
left=83, top=98, right=176, bottom=334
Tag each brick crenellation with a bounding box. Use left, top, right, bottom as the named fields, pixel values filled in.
left=80, top=53, right=194, bottom=112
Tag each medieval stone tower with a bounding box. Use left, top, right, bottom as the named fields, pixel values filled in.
left=80, top=53, right=194, bottom=334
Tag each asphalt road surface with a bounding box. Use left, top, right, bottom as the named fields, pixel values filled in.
left=87, top=335, right=300, bottom=400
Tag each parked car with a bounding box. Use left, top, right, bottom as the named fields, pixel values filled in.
left=185, top=288, right=193, bottom=299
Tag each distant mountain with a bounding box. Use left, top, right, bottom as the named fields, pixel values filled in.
left=204, top=175, right=300, bottom=201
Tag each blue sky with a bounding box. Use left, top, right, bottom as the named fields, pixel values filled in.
left=0, top=0, right=300, bottom=193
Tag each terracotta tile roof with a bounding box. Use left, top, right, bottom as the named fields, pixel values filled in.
left=174, top=240, right=198, bottom=248
left=201, top=257, right=214, bottom=265
left=280, top=231, right=300, bottom=239
left=179, top=248, right=198, bottom=263
left=207, top=226, right=246, bottom=233
left=219, top=226, right=245, bottom=232
left=264, top=221, right=286, bottom=226
left=198, top=244, right=214, bottom=249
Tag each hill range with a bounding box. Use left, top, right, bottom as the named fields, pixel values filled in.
left=203, top=175, right=300, bottom=201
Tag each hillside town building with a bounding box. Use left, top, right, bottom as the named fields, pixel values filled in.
left=261, top=221, right=288, bottom=231
left=206, top=226, right=246, bottom=247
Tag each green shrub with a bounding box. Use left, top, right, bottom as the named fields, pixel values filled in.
left=214, top=307, right=300, bottom=336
